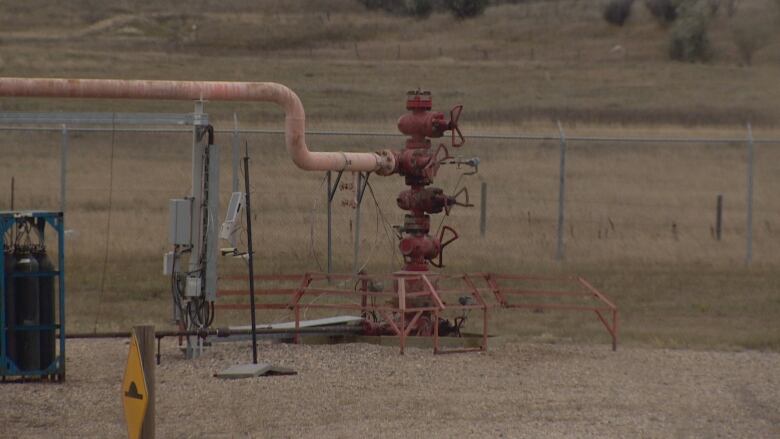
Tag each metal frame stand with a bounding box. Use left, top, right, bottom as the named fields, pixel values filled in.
left=216, top=270, right=619, bottom=354
left=1, top=211, right=66, bottom=380
left=178, top=101, right=219, bottom=359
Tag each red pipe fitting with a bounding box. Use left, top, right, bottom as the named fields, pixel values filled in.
left=395, top=148, right=432, bottom=172
left=397, top=111, right=449, bottom=140
left=396, top=187, right=453, bottom=215
left=399, top=235, right=440, bottom=258
left=393, top=90, right=463, bottom=273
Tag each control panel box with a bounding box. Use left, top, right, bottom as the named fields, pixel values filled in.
left=169, top=198, right=193, bottom=246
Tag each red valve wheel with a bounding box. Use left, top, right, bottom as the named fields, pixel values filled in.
left=450, top=105, right=465, bottom=148
left=431, top=225, right=459, bottom=268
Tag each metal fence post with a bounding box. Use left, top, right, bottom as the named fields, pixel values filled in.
left=715, top=193, right=723, bottom=241
left=480, top=181, right=487, bottom=237
left=232, top=113, right=239, bottom=193
left=60, top=124, right=68, bottom=213
left=325, top=171, right=343, bottom=276
left=555, top=121, right=566, bottom=261
left=133, top=325, right=155, bottom=439
left=243, top=152, right=258, bottom=364
left=327, top=171, right=333, bottom=275
left=745, top=123, right=754, bottom=266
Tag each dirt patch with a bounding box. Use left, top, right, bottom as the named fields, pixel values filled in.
left=2, top=339, right=779, bottom=438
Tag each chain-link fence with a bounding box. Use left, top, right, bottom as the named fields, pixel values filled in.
left=1, top=120, right=779, bottom=329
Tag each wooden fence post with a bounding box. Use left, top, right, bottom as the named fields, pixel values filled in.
left=134, top=325, right=155, bottom=439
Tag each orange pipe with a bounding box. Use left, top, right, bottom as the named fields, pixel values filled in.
left=0, top=77, right=394, bottom=173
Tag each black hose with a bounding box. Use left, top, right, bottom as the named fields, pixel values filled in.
left=197, top=124, right=215, bottom=145
left=62, top=325, right=363, bottom=339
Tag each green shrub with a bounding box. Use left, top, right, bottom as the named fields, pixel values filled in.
left=445, top=0, right=489, bottom=19
left=410, top=0, right=434, bottom=18
left=358, top=0, right=386, bottom=10
left=357, top=0, right=434, bottom=18
left=668, top=3, right=712, bottom=62
left=729, top=0, right=778, bottom=66
left=645, top=0, right=679, bottom=24
left=604, top=0, right=635, bottom=26
left=732, top=26, right=769, bottom=66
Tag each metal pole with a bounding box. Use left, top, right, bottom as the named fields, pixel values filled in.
left=746, top=123, right=754, bottom=265
left=133, top=325, right=155, bottom=439
left=60, top=124, right=68, bottom=213
left=479, top=181, right=487, bottom=238
left=243, top=150, right=259, bottom=365
left=715, top=193, right=723, bottom=241
left=353, top=172, right=362, bottom=274
left=232, top=113, right=239, bottom=193
left=327, top=171, right=333, bottom=275
left=325, top=171, right=342, bottom=277
left=186, top=101, right=206, bottom=358
left=57, top=212, right=65, bottom=378
left=555, top=121, right=567, bottom=261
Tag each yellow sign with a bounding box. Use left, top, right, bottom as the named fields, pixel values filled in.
left=122, top=334, right=148, bottom=439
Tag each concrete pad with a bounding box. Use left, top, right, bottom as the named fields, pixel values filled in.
left=214, top=363, right=296, bottom=379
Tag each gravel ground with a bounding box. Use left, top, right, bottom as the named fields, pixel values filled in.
left=2, top=338, right=780, bottom=439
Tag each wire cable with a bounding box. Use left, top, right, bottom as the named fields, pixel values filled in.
left=356, top=197, right=382, bottom=274
left=308, top=174, right=328, bottom=272
left=366, top=180, right=403, bottom=267
left=92, top=113, right=117, bottom=333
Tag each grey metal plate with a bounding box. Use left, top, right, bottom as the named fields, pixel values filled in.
left=215, top=363, right=296, bottom=379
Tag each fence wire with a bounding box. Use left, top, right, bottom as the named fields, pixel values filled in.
left=0, top=126, right=778, bottom=325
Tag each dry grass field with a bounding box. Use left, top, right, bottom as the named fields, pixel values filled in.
left=1, top=0, right=779, bottom=127
left=0, top=2, right=779, bottom=352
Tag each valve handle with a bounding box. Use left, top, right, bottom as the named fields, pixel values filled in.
left=431, top=225, right=459, bottom=268
left=423, top=143, right=451, bottom=180
left=450, top=105, right=465, bottom=148
left=443, top=187, right=473, bottom=216
left=433, top=143, right=452, bottom=163
left=452, top=187, right=473, bottom=208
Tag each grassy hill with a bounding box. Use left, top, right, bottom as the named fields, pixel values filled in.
left=0, top=0, right=779, bottom=129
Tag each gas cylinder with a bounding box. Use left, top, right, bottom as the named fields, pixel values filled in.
left=13, top=248, right=40, bottom=372
left=34, top=247, right=55, bottom=370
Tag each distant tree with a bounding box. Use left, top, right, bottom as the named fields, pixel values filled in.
left=604, top=0, right=635, bottom=26
left=724, top=0, right=738, bottom=17
left=445, top=0, right=489, bottom=19
left=732, top=26, right=770, bottom=66
left=644, top=0, right=679, bottom=24
left=729, top=0, right=780, bottom=66
left=410, top=0, right=434, bottom=18
left=668, top=1, right=712, bottom=62
left=358, top=0, right=385, bottom=10
left=357, top=0, right=434, bottom=18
